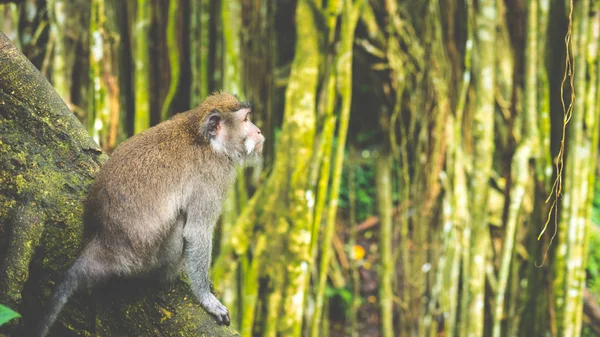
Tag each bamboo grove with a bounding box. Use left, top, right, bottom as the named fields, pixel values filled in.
left=0, top=0, right=599, bottom=336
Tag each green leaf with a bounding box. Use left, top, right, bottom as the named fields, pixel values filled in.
left=0, top=304, right=20, bottom=326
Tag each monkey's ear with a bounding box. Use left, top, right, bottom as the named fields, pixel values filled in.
left=201, top=110, right=222, bottom=140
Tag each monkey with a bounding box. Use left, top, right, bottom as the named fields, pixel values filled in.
left=34, top=92, right=265, bottom=337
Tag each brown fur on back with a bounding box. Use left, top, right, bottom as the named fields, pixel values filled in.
left=82, top=93, right=246, bottom=263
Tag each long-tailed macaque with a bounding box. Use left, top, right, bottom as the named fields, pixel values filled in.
left=35, top=92, right=264, bottom=336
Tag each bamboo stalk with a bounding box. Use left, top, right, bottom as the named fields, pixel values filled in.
left=491, top=0, right=538, bottom=335
left=445, top=4, right=472, bottom=334
left=376, top=150, right=394, bottom=337
left=310, top=1, right=361, bottom=335
left=464, top=0, right=496, bottom=336
left=221, top=0, right=242, bottom=94
left=89, top=0, right=109, bottom=147
left=240, top=236, right=266, bottom=336
left=347, top=146, right=360, bottom=337
left=264, top=277, right=284, bottom=337
left=492, top=143, right=531, bottom=337
left=555, top=0, right=589, bottom=335
left=274, top=0, right=320, bottom=333
left=159, top=0, right=180, bottom=121
left=47, top=0, right=69, bottom=104
left=133, top=0, right=150, bottom=134
left=536, top=0, right=552, bottom=188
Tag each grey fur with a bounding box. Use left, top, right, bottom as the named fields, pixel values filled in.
left=35, top=93, right=264, bottom=336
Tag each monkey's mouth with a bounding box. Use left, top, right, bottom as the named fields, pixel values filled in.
left=255, top=140, right=265, bottom=153
left=245, top=137, right=265, bottom=155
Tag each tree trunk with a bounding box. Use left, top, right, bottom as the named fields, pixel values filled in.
left=462, top=1, right=496, bottom=336
left=133, top=0, right=150, bottom=134
left=0, top=32, right=239, bottom=337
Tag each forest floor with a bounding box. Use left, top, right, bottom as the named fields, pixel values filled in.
left=328, top=215, right=385, bottom=337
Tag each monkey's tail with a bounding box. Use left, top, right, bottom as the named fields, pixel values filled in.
left=34, top=257, right=86, bottom=337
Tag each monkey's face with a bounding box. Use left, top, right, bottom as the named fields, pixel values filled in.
left=201, top=101, right=265, bottom=164
left=229, top=107, right=265, bottom=157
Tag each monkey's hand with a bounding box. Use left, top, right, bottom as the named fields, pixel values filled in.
left=200, top=293, right=231, bottom=326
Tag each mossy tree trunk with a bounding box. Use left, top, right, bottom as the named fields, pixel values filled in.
left=0, top=32, right=239, bottom=337
left=554, top=0, right=600, bottom=336
left=462, top=1, right=496, bottom=336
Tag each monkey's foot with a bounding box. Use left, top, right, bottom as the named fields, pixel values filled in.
left=200, top=294, right=231, bottom=326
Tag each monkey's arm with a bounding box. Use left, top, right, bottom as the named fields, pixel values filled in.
left=184, top=223, right=231, bottom=326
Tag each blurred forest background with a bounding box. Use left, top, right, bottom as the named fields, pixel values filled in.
left=1, top=0, right=600, bottom=336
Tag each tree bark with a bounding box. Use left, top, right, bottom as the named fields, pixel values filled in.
left=0, top=32, right=239, bottom=337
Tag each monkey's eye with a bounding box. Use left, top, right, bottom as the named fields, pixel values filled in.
left=244, top=115, right=249, bottom=122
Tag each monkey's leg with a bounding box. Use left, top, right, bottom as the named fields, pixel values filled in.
left=183, top=226, right=230, bottom=326
left=158, top=256, right=184, bottom=284
left=158, top=220, right=185, bottom=284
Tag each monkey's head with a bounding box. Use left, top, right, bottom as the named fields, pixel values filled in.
left=193, top=92, right=265, bottom=164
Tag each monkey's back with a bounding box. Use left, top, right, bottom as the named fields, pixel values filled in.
left=82, top=115, right=196, bottom=256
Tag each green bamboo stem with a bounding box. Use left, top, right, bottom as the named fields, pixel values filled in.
left=310, top=1, right=361, bottom=335
left=303, top=68, right=335, bottom=333
left=347, top=147, right=359, bottom=337
left=160, top=0, right=180, bottom=121
left=264, top=276, right=284, bottom=337
left=376, top=151, right=394, bottom=337
left=495, top=1, right=514, bottom=103
left=456, top=11, right=472, bottom=124
left=446, top=4, right=472, bottom=335
left=240, top=236, right=266, bottom=336
left=47, top=0, right=69, bottom=104
left=189, top=0, right=212, bottom=106
left=523, top=0, right=540, bottom=142
left=89, top=0, right=109, bottom=147
left=325, top=0, right=340, bottom=44
left=578, top=15, right=600, bottom=333
left=491, top=143, right=531, bottom=337
left=308, top=97, right=336, bottom=264
left=221, top=0, right=242, bottom=94
left=536, top=0, right=552, bottom=188
left=382, top=1, right=410, bottom=334
left=491, top=0, right=538, bottom=335
left=568, top=3, right=596, bottom=336
left=200, top=0, right=210, bottom=99
left=189, top=0, right=200, bottom=107
left=439, top=116, right=464, bottom=337
left=555, top=1, right=589, bottom=335
left=0, top=5, right=20, bottom=46
left=448, top=165, right=465, bottom=337
left=420, top=1, right=452, bottom=335
left=218, top=1, right=246, bottom=328
left=272, top=0, right=320, bottom=334
left=133, top=0, right=150, bottom=134
left=189, top=0, right=211, bottom=106
left=465, top=0, right=496, bottom=336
